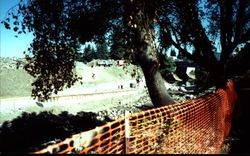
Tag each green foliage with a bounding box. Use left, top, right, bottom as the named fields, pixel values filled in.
left=159, top=53, right=176, bottom=77
left=110, top=26, right=127, bottom=60
left=77, top=41, right=111, bottom=63
left=96, top=41, right=110, bottom=60
left=75, top=45, right=97, bottom=63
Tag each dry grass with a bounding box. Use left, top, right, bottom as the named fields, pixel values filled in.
left=129, top=122, right=224, bottom=154
left=0, top=69, right=34, bottom=98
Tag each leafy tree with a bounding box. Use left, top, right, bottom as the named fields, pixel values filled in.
left=75, top=52, right=83, bottom=62
left=81, top=44, right=97, bottom=63
left=96, top=41, right=109, bottom=60
left=1, top=0, right=249, bottom=108
left=82, top=45, right=93, bottom=62
left=158, top=0, right=250, bottom=88
left=110, top=26, right=127, bottom=60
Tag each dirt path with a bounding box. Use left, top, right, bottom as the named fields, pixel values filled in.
left=0, top=80, right=147, bottom=124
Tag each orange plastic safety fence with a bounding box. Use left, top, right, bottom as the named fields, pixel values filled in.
left=33, top=80, right=237, bottom=154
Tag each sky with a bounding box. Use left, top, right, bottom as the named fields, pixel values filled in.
left=0, top=0, right=34, bottom=58
left=0, top=0, right=224, bottom=59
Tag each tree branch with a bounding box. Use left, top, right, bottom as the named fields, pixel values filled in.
left=234, top=0, right=246, bottom=44
left=162, top=28, right=195, bottom=61
left=190, top=3, right=217, bottom=63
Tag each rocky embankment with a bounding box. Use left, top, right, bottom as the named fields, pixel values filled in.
left=95, top=88, right=203, bottom=122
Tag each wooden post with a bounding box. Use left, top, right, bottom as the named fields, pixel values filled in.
left=125, top=111, right=130, bottom=154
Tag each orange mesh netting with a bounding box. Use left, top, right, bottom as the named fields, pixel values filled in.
left=33, top=80, right=237, bottom=154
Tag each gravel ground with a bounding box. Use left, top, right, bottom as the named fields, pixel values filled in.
left=95, top=89, right=193, bottom=122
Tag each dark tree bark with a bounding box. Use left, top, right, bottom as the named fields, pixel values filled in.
left=137, top=29, right=175, bottom=107
left=124, top=0, right=175, bottom=107
left=141, top=63, right=175, bottom=107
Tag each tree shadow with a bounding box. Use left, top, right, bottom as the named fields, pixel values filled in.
left=0, top=110, right=113, bottom=154
left=229, top=89, right=250, bottom=154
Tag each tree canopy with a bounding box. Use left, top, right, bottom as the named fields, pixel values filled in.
left=110, top=25, right=127, bottom=60
left=96, top=41, right=110, bottom=60
left=1, top=0, right=249, bottom=106
left=158, top=0, right=249, bottom=86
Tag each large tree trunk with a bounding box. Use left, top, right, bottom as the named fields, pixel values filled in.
left=135, top=27, right=175, bottom=107
left=124, top=0, right=175, bottom=107
left=141, top=63, right=175, bottom=107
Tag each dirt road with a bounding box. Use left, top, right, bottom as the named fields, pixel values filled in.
left=0, top=80, right=146, bottom=124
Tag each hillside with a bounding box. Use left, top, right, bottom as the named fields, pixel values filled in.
left=0, top=58, right=34, bottom=98
left=0, top=57, right=142, bottom=98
